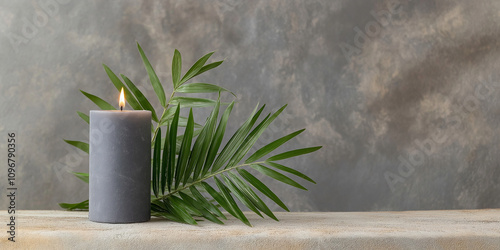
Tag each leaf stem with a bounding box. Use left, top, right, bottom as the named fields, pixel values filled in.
left=151, top=90, right=177, bottom=143
left=151, top=161, right=266, bottom=202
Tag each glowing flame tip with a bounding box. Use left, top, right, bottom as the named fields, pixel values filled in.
left=119, top=88, right=125, bottom=110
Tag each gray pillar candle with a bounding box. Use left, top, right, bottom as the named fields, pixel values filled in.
left=89, top=110, right=151, bottom=223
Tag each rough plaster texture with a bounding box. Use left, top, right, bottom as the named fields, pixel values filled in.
left=0, top=0, right=500, bottom=211
left=1, top=210, right=500, bottom=249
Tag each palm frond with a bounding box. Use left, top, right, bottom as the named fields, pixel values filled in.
left=72, top=172, right=89, bottom=183
left=103, top=64, right=142, bottom=110
left=151, top=102, right=320, bottom=225
left=137, top=42, right=166, bottom=107
left=64, top=140, right=89, bottom=154
left=121, top=74, right=159, bottom=122
left=77, top=111, right=89, bottom=124
left=60, top=44, right=321, bottom=226
left=59, top=200, right=89, bottom=211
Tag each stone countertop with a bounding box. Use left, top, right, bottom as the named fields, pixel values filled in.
left=1, top=210, right=499, bottom=249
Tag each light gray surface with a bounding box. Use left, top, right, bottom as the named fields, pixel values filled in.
left=1, top=210, right=500, bottom=249
left=89, top=110, right=151, bottom=223
left=0, top=0, right=499, bottom=211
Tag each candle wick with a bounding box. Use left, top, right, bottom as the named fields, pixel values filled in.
left=120, top=106, right=123, bottom=111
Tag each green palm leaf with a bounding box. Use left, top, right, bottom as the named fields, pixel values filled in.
left=170, top=97, right=217, bottom=108
left=227, top=171, right=277, bottom=221
left=62, top=45, right=322, bottom=227
left=225, top=105, right=286, bottom=169
left=160, top=124, right=170, bottom=194
left=167, top=104, right=180, bottom=191
left=267, top=146, right=322, bottom=162
left=152, top=127, right=162, bottom=197
left=167, top=196, right=198, bottom=225
left=192, top=61, right=223, bottom=78
left=102, top=64, right=142, bottom=110
left=179, top=52, right=214, bottom=85
left=121, top=74, right=159, bottom=122
left=189, top=186, right=226, bottom=219
left=214, top=177, right=251, bottom=226
left=202, top=101, right=234, bottom=176
left=58, top=200, right=88, bottom=211
left=201, top=181, right=239, bottom=219
left=80, top=90, right=115, bottom=110
left=159, top=107, right=176, bottom=126
left=175, top=109, right=195, bottom=189
left=72, top=172, right=89, bottom=183
left=237, top=168, right=289, bottom=211
left=176, top=83, right=235, bottom=96
left=77, top=111, right=89, bottom=124
left=210, top=104, right=264, bottom=173
left=222, top=174, right=263, bottom=218
left=172, top=49, right=182, bottom=88
left=64, top=140, right=89, bottom=154
left=137, top=42, right=166, bottom=107
left=190, top=100, right=220, bottom=182
left=266, top=162, right=315, bottom=184
left=179, top=192, right=223, bottom=224
left=245, top=129, right=305, bottom=163
left=251, top=164, right=307, bottom=190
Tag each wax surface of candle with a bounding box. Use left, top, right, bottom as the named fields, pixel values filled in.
left=89, top=110, right=151, bottom=223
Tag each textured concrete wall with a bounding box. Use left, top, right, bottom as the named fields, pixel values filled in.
left=0, top=0, right=499, bottom=211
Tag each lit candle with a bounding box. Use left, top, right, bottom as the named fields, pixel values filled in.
left=89, top=88, right=151, bottom=223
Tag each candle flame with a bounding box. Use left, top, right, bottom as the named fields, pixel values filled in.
left=119, top=87, right=125, bottom=110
